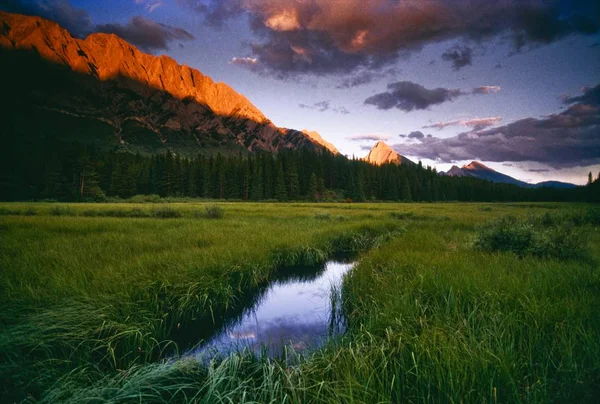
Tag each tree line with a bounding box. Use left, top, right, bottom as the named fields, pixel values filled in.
left=0, top=141, right=598, bottom=202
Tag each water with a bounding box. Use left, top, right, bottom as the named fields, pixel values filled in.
left=191, top=260, right=355, bottom=359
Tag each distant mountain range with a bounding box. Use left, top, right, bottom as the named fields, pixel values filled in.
left=0, top=11, right=337, bottom=156
left=440, top=161, right=577, bottom=188
left=0, top=11, right=581, bottom=189
left=362, top=141, right=577, bottom=189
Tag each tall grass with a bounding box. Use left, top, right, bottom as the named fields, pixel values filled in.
left=1, top=202, right=598, bottom=402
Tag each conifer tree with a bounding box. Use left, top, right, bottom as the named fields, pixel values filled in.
left=309, top=173, right=318, bottom=201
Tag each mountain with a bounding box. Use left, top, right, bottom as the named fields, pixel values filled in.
left=364, top=141, right=415, bottom=166
left=440, top=161, right=577, bottom=188
left=0, top=11, right=337, bottom=156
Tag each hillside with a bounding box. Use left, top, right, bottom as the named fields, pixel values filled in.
left=0, top=11, right=337, bottom=156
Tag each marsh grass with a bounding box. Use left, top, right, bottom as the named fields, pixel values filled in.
left=203, top=204, right=224, bottom=219
left=1, top=202, right=598, bottom=402
left=475, top=214, right=588, bottom=259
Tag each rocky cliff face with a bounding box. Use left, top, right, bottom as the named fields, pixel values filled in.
left=0, top=11, right=337, bottom=155
left=364, top=141, right=414, bottom=166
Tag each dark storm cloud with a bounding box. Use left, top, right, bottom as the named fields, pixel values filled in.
left=180, top=0, right=600, bottom=77
left=96, top=16, right=194, bottom=52
left=441, top=45, right=473, bottom=70
left=364, top=81, right=465, bottom=112
left=395, top=84, right=600, bottom=168
left=1, top=0, right=92, bottom=37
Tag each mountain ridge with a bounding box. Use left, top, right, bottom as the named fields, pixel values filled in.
left=440, top=161, right=577, bottom=188
left=0, top=11, right=338, bottom=155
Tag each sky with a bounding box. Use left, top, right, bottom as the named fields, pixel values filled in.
left=3, top=0, right=600, bottom=184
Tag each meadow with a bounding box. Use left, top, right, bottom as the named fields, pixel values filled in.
left=0, top=201, right=598, bottom=403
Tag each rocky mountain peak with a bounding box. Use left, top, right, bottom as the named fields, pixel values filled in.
left=0, top=11, right=339, bottom=156
left=301, top=130, right=339, bottom=154
left=463, top=161, right=493, bottom=171
left=364, top=141, right=414, bottom=166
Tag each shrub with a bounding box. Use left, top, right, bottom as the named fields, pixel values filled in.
left=315, top=212, right=332, bottom=220
left=204, top=205, right=224, bottom=219
left=128, top=194, right=162, bottom=203
left=475, top=215, right=587, bottom=260
left=151, top=206, right=182, bottom=219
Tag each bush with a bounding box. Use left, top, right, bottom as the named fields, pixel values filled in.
left=204, top=204, right=224, bottom=219
left=151, top=206, right=182, bottom=219
left=475, top=215, right=587, bottom=260
left=128, top=194, right=162, bottom=203
left=315, top=212, right=332, bottom=220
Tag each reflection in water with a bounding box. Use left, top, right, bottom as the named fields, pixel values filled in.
left=192, top=261, right=355, bottom=359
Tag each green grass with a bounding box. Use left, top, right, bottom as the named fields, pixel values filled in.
left=0, top=202, right=598, bottom=402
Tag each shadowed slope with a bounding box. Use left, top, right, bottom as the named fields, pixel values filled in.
left=0, top=11, right=337, bottom=156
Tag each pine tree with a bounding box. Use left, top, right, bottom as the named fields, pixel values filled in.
left=309, top=173, right=318, bottom=201
left=274, top=161, right=287, bottom=201
left=588, top=171, right=593, bottom=185
left=241, top=159, right=250, bottom=201
left=402, top=178, right=412, bottom=202
left=250, top=162, right=263, bottom=201
left=286, top=160, right=300, bottom=200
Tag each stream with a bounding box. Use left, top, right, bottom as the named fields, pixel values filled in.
left=191, top=260, right=356, bottom=359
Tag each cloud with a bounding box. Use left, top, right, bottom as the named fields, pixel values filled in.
left=346, top=134, right=390, bottom=142
left=230, top=56, right=258, bottom=66
left=336, top=71, right=376, bottom=89
left=178, top=0, right=600, bottom=77
left=365, top=81, right=465, bottom=112
left=399, top=131, right=426, bottom=140
left=299, top=100, right=350, bottom=114
left=441, top=45, right=473, bottom=70
left=0, top=1, right=193, bottom=51
left=395, top=84, right=600, bottom=168
left=335, top=67, right=396, bottom=89
left=473, top=85, right=502, bottom=94
left=423, top=116, right=502, bottom=130
left=365, top=81, right=502, bottom=112
left=1, top=0, right=92, bottom=37
left=299, top=100, right=330, bottom=112
left=528, top=168, right=550, bottom=173
left=135, top=0, right=163, bottom=13
left=563, top=84, right=600, bottom=105
left=96, top=16, right=194, bottom=52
